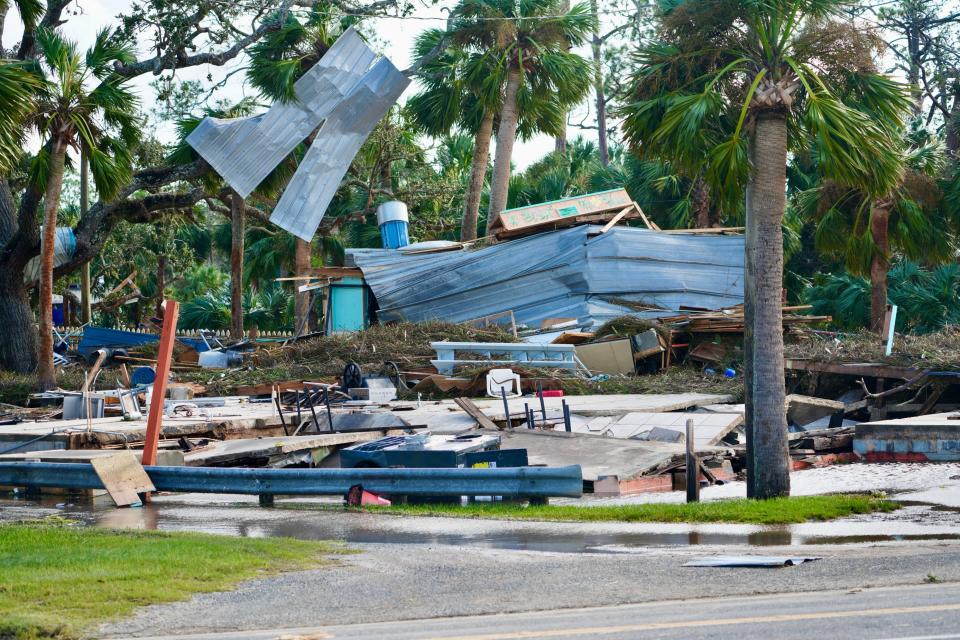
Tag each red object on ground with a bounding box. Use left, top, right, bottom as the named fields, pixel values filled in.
left=142, top=300, right=179, bottom=469
left=539, top=390, right=564, bottom=398
left=361, top=490, right=391, bottom=506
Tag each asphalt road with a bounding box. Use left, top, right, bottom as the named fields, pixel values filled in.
left=116, top=583, right=960, bottom=640
left=101, top=539, right=960, bottom=638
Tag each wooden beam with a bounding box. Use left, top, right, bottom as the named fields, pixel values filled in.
left=142, top=300, right=179, bottom=470
left=598, top=206, right=633, bottom=234
left=454, top=397, right=500, bottom=430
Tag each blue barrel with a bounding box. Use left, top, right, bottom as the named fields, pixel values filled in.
left=376, top=201, right=410, bottom=249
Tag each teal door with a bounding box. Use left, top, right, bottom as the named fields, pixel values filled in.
left=327, top=277, right=368, bottom=333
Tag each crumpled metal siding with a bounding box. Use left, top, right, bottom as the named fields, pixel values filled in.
left=186, top=28, right=376, bottom=199
left=347, top=225, right=744, bottom=329
left=269, top=57, right=410, bottom=240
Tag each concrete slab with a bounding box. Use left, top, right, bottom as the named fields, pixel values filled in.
left=484, top=429, right=726, bottom=485
left=604, top=411, right=742, bottom=447
left=396, top=393, right=734, bottom=432
left=855, top=412, right=960, bottom=461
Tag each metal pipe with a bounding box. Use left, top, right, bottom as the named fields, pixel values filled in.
left=323, top=387, right=334, bottom=431
left=537, top=381, right=547, bottom=424
left=562, top=399, right=571, bottom=433
left=501, top=388, right=512, bottom=430
left=0, top=462, right=584, bottom=498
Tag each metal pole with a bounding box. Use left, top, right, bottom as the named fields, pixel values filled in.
left=686, top=418, right=699, bottom=503
left=324, top=387, right=334, bottom=431
left=562, top=399, right=571, bottom=433
left=537, top=381, right=547, bottom=424
left=501, top=388, right=512, bottom=430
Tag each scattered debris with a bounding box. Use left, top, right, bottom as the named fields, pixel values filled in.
left=683, top=556, right=822, bottom=568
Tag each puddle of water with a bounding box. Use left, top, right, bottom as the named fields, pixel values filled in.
left=4, top=493, right=960, bottom=554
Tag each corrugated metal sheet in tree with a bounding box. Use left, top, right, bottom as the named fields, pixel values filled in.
left=269, top=57, right=410, bottom=240
left=186, top=28, right=376, bottom=198
left=347, top=225, right=744, bottom=329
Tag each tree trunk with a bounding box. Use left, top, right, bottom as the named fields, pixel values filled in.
left=486, top=62, right=523, bottom=235
left=869, top=200, right=891, bottom=333
left=590, top=0, right=608, bottom=166
left=0, top=274, right=38, bottom=374
left=745, top=111, right=790, bottom=499
left=554, top=0, right=571, bottom=154
left=230, top=190, right=245, bottom=339
left=80, top=148, right=92, bottom=324
left=692, top=175, right=711, bottom=228
left=155, top=255, right=166, bottom=317
left=462, top=109, right=495, bottom=241
left=37, top=138, right=68, bottom=391
left=294, top=237, right=311, bottom=335
left=945, top=84, right=960, bottom=161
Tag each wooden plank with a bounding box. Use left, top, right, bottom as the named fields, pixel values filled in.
left=491, top=188, right=633, bottom=233
left=633, top=202, right=659, bottom=231
left=784, top=358, right=917, bottom=380
left=183, top=433, right=381, bottom=466
left=306, top=267, right=364, bottom=279
left=454, top=397, right=500, bottom=430
left=89, top=451, right=155, bottom=507
left=597, top=206, right=634, bottom=234
left=142, top=300, right=179, bottom=469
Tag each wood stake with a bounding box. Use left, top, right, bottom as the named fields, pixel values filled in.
left=142, top=300, right=179, bottom=472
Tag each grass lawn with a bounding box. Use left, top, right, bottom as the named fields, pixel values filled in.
left=0, top=522, right=343, bottom=640
left=362, top=494, right=898, bottom=525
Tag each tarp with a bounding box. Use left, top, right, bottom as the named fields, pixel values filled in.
left=23, top=227, right=76, bottom=285
left=347, top=225, right=744, bottom=329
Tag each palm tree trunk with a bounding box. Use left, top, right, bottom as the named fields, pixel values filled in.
left=554, top=0, right=571, bottom=154
left=37, top=137, right=68, bottom=391
left=589, top=0, right=608, bottom=166
left=230, top=190, right=245, bottom=339
left=692, top=175, right=711, bottom=228
left=294, top=238, right=311, bottom=335
left=462, top=109, right=495, bottom=241
left=869, top=200, right=892, bottom=333
left=486, top=62, right=523, bottom=235
left=80, top=149, right=92, bottom=324
left=745, top=110, right=790, bottom=499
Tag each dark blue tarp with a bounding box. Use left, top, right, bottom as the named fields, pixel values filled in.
left=347, top=225, right=744, bottom=329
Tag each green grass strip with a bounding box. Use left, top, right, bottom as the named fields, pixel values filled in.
left=364, top=495, right=898, bottom=525
left=0, top=523, right=344, bottom=640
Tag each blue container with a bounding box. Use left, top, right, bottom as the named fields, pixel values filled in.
left=376, top=201, right=410, bottom=250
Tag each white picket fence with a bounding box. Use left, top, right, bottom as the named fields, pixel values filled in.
left=54, top=326, right=295, bottom=339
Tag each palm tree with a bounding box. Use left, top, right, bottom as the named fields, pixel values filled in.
left=28, top=28, right=138, bottom=390
left=450, top=0, right=595, bottom=234
left=623, top=0, right=907, bottom=498
left=408, top=29, right=498, bottom=241
left=409, top=26, right=592, bottom=240
left=801, top=123, right=954, bottom=332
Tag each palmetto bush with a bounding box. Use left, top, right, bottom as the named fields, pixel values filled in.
left=179, top=285, right=294, bottom=332
left=806, top=261, right=960, bottom=334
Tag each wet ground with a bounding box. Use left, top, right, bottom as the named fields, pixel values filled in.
left=3, top=462, right=960, bottom=552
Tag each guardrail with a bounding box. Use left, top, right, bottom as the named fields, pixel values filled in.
left=0, top=463, right=583, bottom=498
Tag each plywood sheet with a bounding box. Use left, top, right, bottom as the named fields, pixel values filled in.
left=90, top=451, right=154, bottom=507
